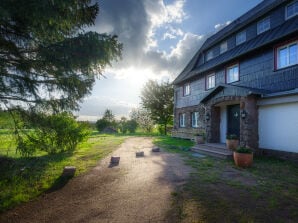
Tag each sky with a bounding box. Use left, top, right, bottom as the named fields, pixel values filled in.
left=77, top=0, right=262, bottom=121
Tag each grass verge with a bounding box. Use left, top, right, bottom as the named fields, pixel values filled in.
left=0, top=133, right=126, bottom=213
left=154, top=136, right=298, bottom=222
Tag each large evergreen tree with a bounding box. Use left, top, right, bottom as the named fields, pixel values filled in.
left=140, top=80, right=173, bottom=135
left=0, top=0, right=122, bottom=112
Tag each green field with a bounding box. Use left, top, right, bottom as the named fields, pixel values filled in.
left=0, top=132, right=126, bottom=212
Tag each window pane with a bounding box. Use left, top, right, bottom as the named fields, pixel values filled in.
left=220, top=41, right=227, bottom=53
left=287, top=4, right=294, bottom=17
left=279, top=47, right=288, bottom=68
left=227, top=65, right=239, bottom=83
left=289, top=44, right=298, bottom=65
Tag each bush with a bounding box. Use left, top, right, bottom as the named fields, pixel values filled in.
left=235, top=147, right=253, bottom=154
left=16, top=112, right=90, bottom=156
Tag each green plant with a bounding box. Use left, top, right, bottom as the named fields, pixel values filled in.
left=235, top=147, right=253, bottom=154
left=226, top=134, right=238, bottom=140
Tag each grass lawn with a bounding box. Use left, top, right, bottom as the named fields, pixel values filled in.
left=154, top=136, right=298, bottom=223
left=0, top=132, right=126, bottom=213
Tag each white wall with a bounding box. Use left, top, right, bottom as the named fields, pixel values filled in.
left=220, top=106, right=227, bottom=143
left=259, top=102, right=298, bottom=153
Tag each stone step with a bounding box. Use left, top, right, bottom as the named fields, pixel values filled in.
left=191, top=144, right=233, bottom=159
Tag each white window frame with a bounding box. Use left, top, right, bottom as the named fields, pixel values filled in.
left=276, top=41, right=298, bottom=69
left=183, top=83, right=190, bottom=96
left=285, top=1, right=298, bottom=20
left=179, top=113, right=186, bottom=127
left=257, top=17, right=270, bottom=34
left=206, top=50, right=213, bottom=61
left=226, top=64, right=239, bottom=84
left=191, top=112, right=199, bottom=128
left=206, top=73, right=216, bottom=90
left=236, top=30, right=246, bottom=45
left=220, top=41, right=228, bottom=54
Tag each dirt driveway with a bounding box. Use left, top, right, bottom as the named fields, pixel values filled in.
left=1, top=137, right=192, bottom=223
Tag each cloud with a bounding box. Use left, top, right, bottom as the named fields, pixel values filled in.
left=214, top=21, right=232, bottom=31
left=78, top=96, right=137, bottom=120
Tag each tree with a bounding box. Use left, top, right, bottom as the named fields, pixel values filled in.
left=0, top=0, right=122, bottom=113
left=130, top=108, right=154, bottom=133
left=96, top=109, right=117, bottom=132
left=140, top=80, right=173, bottom=135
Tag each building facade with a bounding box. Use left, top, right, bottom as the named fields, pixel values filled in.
left=173, top=0, right=298, bottom=158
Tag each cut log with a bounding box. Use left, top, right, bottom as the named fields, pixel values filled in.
left=62, top=166, right=76, bottom=177
left=136, top=151, right=144, bottom=157
left=152, top=147, right=160, bottom=152
left=110, top=156, right=120, bottom=164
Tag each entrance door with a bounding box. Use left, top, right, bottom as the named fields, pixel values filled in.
left=227, top=104, right=240, bottom=137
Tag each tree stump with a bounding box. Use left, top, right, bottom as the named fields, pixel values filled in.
left=152, top=147, right=160, bottom=152
left=110, top=156, right=120, bottom=164
left=136, top=151, right=144, bottom=157
left=62, top=166, right=76, bottom=177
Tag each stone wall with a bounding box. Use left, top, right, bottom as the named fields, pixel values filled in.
left=172, top=105, right=206, bottom=139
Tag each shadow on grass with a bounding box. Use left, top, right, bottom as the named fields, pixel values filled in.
left=46, top=175, right=74, bottom=193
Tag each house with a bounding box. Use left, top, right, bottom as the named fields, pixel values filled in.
left=172, top=0, right=298, bottom=159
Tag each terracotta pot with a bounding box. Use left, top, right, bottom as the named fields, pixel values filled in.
left=233, top=152, right=253, bottom=168
left=194, top=135, right=204, bottom=144
left=226, top=139, right=239, bottom=150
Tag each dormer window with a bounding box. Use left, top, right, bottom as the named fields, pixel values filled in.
left=257, top=17, right=270, bottom=34
left=220, top=41, right=228, bottom=54
left=183, top=83, right=190, bottom=96
left=285, top=1, right=298, bottom=20
left=236, top=30, right=246, bottom=45
left=206, top=50, right=213, bottom=61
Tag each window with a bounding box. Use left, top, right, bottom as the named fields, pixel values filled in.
left=191, top=112, right=199, bottom=128
left=220, top=41, right=228, bottom=54
left=276, top=41, right=298, bottom=69
left=257, top=17, right=270, bottom=34
left=226, top=64, right=239, bottom=83
left=286, top=1, right=298, bottom=19
left=206, top=73, right=215, bottom=89
left=206, top=50, right=213, bottom=61
left=183, top=83, right=190, bottom=96
left=236, top=30, right=246, bottom=45
left=179, top=113, right=186, bottom=127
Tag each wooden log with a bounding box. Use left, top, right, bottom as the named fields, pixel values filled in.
left=152, top=147, right=160, bottom=152
left=136, top=151, right=144, bottom=157
left=110, top=156, right=120, bottom=164
left=62, top=166, right=76, bottom=177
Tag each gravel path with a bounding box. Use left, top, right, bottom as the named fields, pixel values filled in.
left=1, top=137, right=192, bottom=223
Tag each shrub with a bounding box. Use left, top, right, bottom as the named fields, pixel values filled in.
left=16, top=112, right=90, bottom=156
left=235, top=147, right=253, bottom=154
left=226, top=134, right=238, bottom=140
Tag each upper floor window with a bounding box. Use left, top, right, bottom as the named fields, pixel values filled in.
left=206, top=73, right=216, bottom=90
left=191, top=112, right=199, bottom=128
left=236, top=30, right=246, bottom=45
left=257, top=17, right=270, bottom=34
left=220, top=41, right=228, bottom=54
left=183, top=83, right=190, bottom=96
left=286, top=1, right=298, bottom=19
left=179, top=113, right=186, bottom=127
left=206, top=50, right=213, bottom=61
left=226, top=64, right=239, bottom=83
left=276, top=41, right=298, bottom=69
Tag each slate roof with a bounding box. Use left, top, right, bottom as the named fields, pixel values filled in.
left=173, top=0, right=296, bottom=85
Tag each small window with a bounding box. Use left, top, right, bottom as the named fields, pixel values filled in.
left=276, top=41, right=298, bottom=69
left=206, top=73, right=216, bottom=90
left=191, top=112, right=199, bottom=128
left=236, top=30, right=246, bottom=45
left=179, top=113, right=186, bottom=127
left=257, top=17, right=270, bottom=34
left=220, top=41, right=228, bottom=54
left=183, top=83, right=190, bottom=96
left=286, top=1, right=298, bottom=19
left=206, top=50, right=213, bottom=61
left=226, top=64, right=239, bottom=83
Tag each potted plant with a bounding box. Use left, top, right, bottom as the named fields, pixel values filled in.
left=226, top=134, right=239, bottom=150
left=194, top=131, right=205, bottom=144
left=233, top=147, right=253, bottom=168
